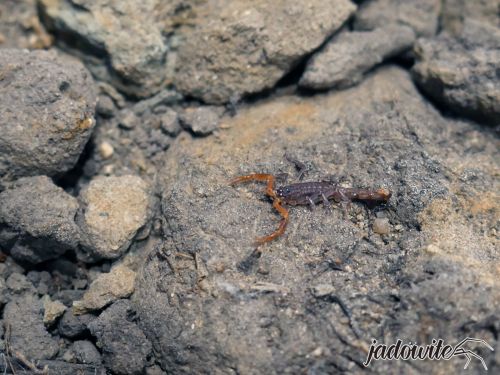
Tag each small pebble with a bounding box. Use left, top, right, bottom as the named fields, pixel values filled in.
left=425, top=244, right=441, bottom=254
left=98, top=141, right=114, bottom=159
left=96, top=95, right=115, bottom=118
left=373, top=218, right=390, bottom=235
left=43, top=296, right=67, bottom=326
left=118, top=110, right=138, bottom=129
left=102, top=164, right=114, bottom=175
left=160, top=108, right=181, bottom=136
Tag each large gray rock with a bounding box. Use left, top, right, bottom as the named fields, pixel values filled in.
left=3, top=294, right=60, bottom=360
left=174, top=0, right=356, bottom=103
left=77, top=175, right=153, bottom=261
left=88, top=300, right=152, bottom=375
left=0, top=176, right=80, bottom=264
left=300, top=25, right=415, bottom=90
left=412, top=19, right=500, bottom=125
left=0, top=49, right=96, bottom=183
left=135, top=67, right=499, bottom=373
left=39, top=0, right=168, bottom=98
left=353, top=0, right=441, bottom=37
left=441, top=0, right=499, bottom=33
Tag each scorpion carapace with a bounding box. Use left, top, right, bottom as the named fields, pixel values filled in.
left=229, top=173, right=391, bottom=245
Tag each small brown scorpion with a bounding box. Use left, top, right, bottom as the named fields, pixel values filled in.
left=230, top=173, right=391, bottom=244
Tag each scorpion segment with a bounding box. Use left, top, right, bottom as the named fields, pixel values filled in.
left=376, top=188, right=392, bottom=201
left=255, top=199, right=289, bottom=245
left=229, top=173, right=277, bottom=199
left=230, top=173, right=290, bottom=244
left=346, top=187, right=392, bottom=202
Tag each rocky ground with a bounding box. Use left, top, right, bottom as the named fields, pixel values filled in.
left=0, top=0, right=498, bottom=374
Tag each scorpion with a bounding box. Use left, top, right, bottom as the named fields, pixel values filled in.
left=229, top=172, right=391, bottom=245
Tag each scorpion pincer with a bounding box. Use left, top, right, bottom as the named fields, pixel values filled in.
left=229, top=173, right=391, bottom=245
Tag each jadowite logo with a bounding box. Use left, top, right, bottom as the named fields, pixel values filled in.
left=363, top=337, right=494, bottom=370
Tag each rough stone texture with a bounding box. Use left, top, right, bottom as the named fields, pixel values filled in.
left=353, top=0, right=441, bottom=37
left=0, top=48, right=97, bottom=183
left=0, top=176, right=80, bottom=264
left=412, top=19, right=500, bottom=125
left=64, top=340, right=102, bottom=366
left=300, top=25, right=415, bottom=90
left=58, top=309, right=94, bottom=338
left=0, top=360, right=107, bottom=375
left=73, top=264, right=136, bottom=314
left=135, top=67, right=499, bottom=374
left=160, top=108, right=181, bottom=136
left=39, top=0, right=168, bottom=98
left=0, top=0, right=53, bottom=49
left=441, top=0, right=500, bottom=34
left=84, top=90, right=182, bottom=181
left=174, top=0, right=357, bottom=103
left=5, top=273, right=35, bottom=295
left=77, top=175, right=152, bottom=261
left=0, top=277, right=8, bottom=307
left=42, top=296, right=67, bottom=326
left=179, top=106, right=224, bottom=136
left=88, top=300, right=152, bottom=375
left=3, top=293, right=60, bottom=360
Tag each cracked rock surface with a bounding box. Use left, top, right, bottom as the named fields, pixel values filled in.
left=412, top=19, right=500, bottom=125
left=173, top=0, right=357, bottom=103
left=1, top=1, right=499, bottom=374
left=135, top=67, right=499, bottom=374
left=0, top=49, right=97, bottom=183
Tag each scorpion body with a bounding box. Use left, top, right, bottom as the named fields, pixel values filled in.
left=230, top=173, right=391, bottom=244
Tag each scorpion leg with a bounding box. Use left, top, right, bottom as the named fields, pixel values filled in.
left=229, top=173, right=277, bottom=199
left=338, top=190, right=352, bottom=218
left=321, top=193, right=332, bottom=210
left=230, top=173, right=289, bottom=244
left=307, top=197, right=316, bottom=211
left=255, top=199, right=289, bottom=244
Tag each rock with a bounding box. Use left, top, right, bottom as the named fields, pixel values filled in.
left=441, top=0, right=499, bottom=33
left=64, top=340, right=102, bottom=366
left=0, top=258, right=24, bottom=279
left=53, top=289, right=85, bottom=307
left=77, top=175, right=153, bottom=261
left=96, top=95, right=116, bottom=118
left=0, top=176, right=80, bottom=264
left=160, top=108, right=181, bottom=136
left=88, top=300, right=152, bottom=375
left=42, top=296, right=67, bottom=326
left=98, top=141, right=114, bottom=159
left=6, top=273, right=35, bottom=294
left=0, top=0, right=53, bottom=49
left=3, top=294, right=59, bottom=360
left=354, top=0, right=440, bottom=37
left=118, top=109, right=139, bottom=130
left=0, top=49, right=96, bottom=183
left=58, top=309, right=94, bottom=338
left=372, top=218, right=390, bottom=235
left=412, top=19, right=500, bottom=125
left=0, top=277, right=7, bottom=307
left=179, top=106, right=224, bottom=136
left=135, top=67, right=498, bottom=373
left=129, top=89, right=182, bottom=117
left=39, top=0, right=167, bottom=98
left=80, top=88, right=182, bottom=181
left=300, top=25, right=415, bottom=90
left=73, top=264, right=136, bottom=314
left=174, top=0, right=356, bottom=103
left=146, top=364, right=168, bottom=375
left=7, top=360, right=107, bottom=375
